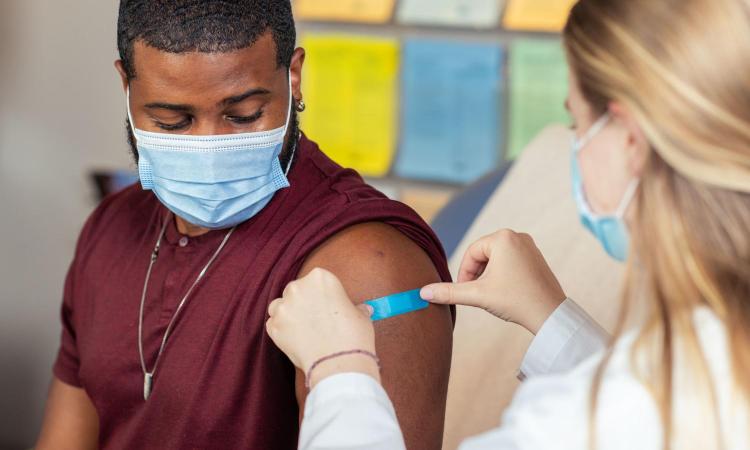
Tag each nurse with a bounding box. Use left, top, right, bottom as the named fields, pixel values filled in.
left=266, top=0, right=750, bottom=448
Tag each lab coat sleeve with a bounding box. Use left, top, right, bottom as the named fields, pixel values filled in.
left=298, top=299, right=610, bottom=450
left=297, top=299, right=669, bottom=450
left=299, top=372, right=407, bottom=450
left=457, top=353, right=662, bottom=450
left=299, top=342, right=660, bottom=450
left=519, top=298, right=610, bottom=379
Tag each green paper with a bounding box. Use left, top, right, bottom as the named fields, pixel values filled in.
left=508, top=39, right=570, bottom=159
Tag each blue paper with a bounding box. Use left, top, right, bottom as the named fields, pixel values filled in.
left=397, top=0, right=504, bottom=29
left=396, top=39, right=504, bottom=184
left=365, top=289, right=429, bottom=321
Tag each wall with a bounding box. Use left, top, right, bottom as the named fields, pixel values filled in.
left=0, top=1, right=128, bottom=447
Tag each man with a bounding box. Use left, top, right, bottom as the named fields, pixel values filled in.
left=35, top=1, right=453, bottom=449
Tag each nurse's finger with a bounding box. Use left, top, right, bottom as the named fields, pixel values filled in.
left=282, top=281, right=294, bottom=298
left=357, top=303, right=375, bottom=319
left=420, top=281, right=482, bottom=308
left=265, top=318, right=276, bottom=341
left=456, top=234, right=495, bottom=283
left=268, top=298, right=282, bottom=317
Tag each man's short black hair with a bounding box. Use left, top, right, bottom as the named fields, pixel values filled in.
left=117, top=0, right=296, bottom=79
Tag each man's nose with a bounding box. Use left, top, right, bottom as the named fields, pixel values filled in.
left=190, top=118, right=236, bottom=136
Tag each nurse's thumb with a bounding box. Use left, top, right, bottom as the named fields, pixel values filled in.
left=420, top=281, right=482, bottom=308
left=357, top=303, right=375, bottom=319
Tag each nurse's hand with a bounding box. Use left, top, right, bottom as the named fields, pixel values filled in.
left=421, top=230, right=565, bottom=335
left=266, top=268, right=380, bottom=389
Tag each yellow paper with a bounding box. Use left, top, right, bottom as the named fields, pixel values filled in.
left=502, top=0, right=577, bottom=32
left=301, top=35, right=399, bottom=177
left=294, top=0, right=396, bottom=23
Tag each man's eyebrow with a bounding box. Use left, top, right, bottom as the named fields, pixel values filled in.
left=142, top=88, right=271, bottom=112
left=220, top=88, right=271, bottom=107
left=144, top=102, right=194, bottom=112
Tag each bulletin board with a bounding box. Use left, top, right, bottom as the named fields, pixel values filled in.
left=295, top=0, right=575, bottom=220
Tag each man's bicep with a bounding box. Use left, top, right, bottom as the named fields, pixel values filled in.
left=36, top=376, right=99, bottom=450
left=369, top=302, right=453, bottom=450
left=297, top=222, right=453, bottom=450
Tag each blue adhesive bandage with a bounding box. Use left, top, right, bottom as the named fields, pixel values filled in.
left=364, top=289, right=429, bottom=322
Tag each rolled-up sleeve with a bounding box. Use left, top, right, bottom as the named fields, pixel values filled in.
left=519, top=298, right=609, bottom=380
left=52, top=261, right=83, bottom=388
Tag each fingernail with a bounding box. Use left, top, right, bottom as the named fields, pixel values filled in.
left=365, top=304, right=374, bottom=316
left=420, top=287, right=434, bottom=300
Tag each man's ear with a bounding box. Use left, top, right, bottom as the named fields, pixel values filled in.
left=609, top=101, right=650, bottom=178
left=114, top=60, right=129, bottom=92
left=290, top=47, right=306, bottom=104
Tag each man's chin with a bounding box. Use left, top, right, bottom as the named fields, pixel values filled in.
left=172, top=213, right=215, bottom=236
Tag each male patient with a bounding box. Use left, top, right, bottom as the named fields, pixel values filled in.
left=34, top=1, right=453, bottom=449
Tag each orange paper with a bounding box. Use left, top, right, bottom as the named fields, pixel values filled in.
left=294, top=0, right=395, bottom=23
left=503, top=0, right=577, bottom=32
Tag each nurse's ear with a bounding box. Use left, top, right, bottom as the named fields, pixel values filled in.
left=609, top=101, right=650, bottom=178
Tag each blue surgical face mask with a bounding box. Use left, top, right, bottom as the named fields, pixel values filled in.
left=571, top=114, right=640, bottom=262
left=126, top=72, right=294, bottom=230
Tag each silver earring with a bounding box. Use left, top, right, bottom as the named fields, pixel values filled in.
left=295, top=99, right=306, bottom=112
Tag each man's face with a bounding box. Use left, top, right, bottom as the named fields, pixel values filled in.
left=117, top=32, right=304, bottom=163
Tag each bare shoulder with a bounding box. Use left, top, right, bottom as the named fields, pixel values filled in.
left=299, top=221, right=444, bottom=302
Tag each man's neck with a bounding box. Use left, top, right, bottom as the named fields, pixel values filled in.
left=175, top=215, right=212, bottom=237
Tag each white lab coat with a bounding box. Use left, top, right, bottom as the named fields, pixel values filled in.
left=298, top=299, right=748, bottom=450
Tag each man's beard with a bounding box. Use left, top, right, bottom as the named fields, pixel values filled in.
left=278, top=109, right=300, bottom=172
left=125, top=109, right=301, bottom=171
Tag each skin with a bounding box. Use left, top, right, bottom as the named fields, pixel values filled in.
left=37, top=32, right=453, bottom=450
left=266, top=62, right=655, bottom=446
left=35, top=379, right=98, bottom=450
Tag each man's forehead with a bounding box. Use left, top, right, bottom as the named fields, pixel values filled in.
left=130, top=32, right=279, bottom=90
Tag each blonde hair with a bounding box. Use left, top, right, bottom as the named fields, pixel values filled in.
left=563, top=0, right=750, bottom=448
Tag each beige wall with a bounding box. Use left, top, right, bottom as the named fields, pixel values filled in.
left=0, top=1, right=128, bottom=447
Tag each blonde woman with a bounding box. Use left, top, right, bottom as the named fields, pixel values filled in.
left=266, top=0, right=750, bottom=448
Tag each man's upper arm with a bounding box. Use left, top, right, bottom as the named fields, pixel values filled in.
left=35, top=377, right=99, bottom=450
left=296, top=222, right=453, bottom=450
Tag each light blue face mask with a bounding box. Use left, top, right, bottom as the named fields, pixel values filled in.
left=571, top=114, right=640, bottom=262
left=126, top=73, right=294, bottom=230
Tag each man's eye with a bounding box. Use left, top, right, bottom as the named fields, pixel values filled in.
left=155, top=119, right=191, bottom=131
left=227, top=110, right=264, bottom=124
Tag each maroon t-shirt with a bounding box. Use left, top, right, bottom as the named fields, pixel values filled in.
left=53, top=134, right=452, bottom=449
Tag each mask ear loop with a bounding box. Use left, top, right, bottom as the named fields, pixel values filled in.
left=573, top=112, right=639, bottom=219
left=281, top=70, right=298, bottom=177
left=280, top=69, right=294, bottom=136
left=573, top=113, right=611, bottom=153
left=572, top=113, right=611, bottom=218
left=125, top=86, right=139, bottom=142
left=614, top=179, right=640, bottom=219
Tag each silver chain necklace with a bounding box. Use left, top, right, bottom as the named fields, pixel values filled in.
left=137, top=135, right=298, bottom=401
left=138, top=222, right=236, bottom=400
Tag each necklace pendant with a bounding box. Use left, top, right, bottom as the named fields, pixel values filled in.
left=143, top=373, right=153, bottom=400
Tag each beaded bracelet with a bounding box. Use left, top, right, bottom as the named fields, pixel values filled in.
left=305, top=349, right=381, bottom=389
